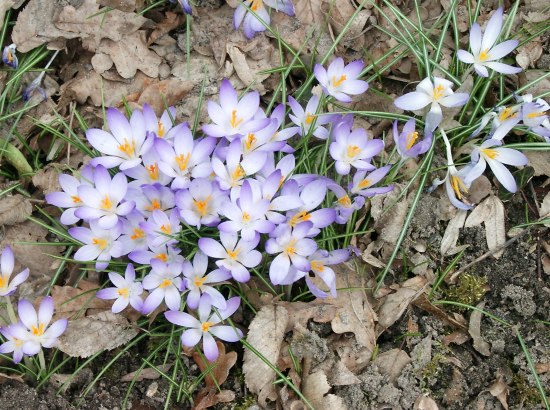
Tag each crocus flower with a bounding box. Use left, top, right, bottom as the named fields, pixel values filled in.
left=286, top=95, right=334, bottom=140
left=75, top=165, right=135, bottom=229
left=176, top=178, right=228, bottom=228
left=203, top=79, right=269, bottom=140
left=305, top=249, right=350, bottom=299
left=457, top=7, right=521, bottom=77
left=68, top=220, right=124, bottom=270
left=466, top=139, right=528, bottom=193
left=129, top=244, right=184, bottom=266
left=178, top=0, right=192, bottom=14
left=46, top=173, right=90, bottom=225
left=327, top=182, right=365, bottom=224
left=87, top=108, right=153, bottom=170
left=522, top=98, right=549, bottom=129
left=2, top=44, right=18, bottom=68
left=143, top=104, right=177, bottom=139
left=256, top=170, right=303, bottom=224
left=118, top=212, right=148, bottom=255
left=23, top=73, right=47, bottom=101
left=240, top=119, right=284, bottom=159
left=126, top=184, right=175, bottom=217
left=265, top=222, right=317, bottom=285
left=165, top=296, right=243, bottom=362
left=471, top=104, right=521, bottom=141
left=155, top=125, right=216, bottom=190
left=394, top=77, right=469, bottom=132
left=432, top=164, right=477, bottom=210
left=234, top=0, right=295, bottom=39
left=349, top=165, right=394, bottom=197
left=218, top=179, right=275, bottom=241
left=140, top=209, right=181, bottom=248
left=0, top=246, right=29, bottom=297
left=182, top=252, right=230, bottom=310
left=0, top=323, right=28, bottom=363
left=393, top=119, right=432, bottom=159
left=314, top=58, right=369, bottom=103
left=96, top=264, right=144, bottom=313
left=11, top=297, right=67, bottom=355
left=124, top=149, right=173, bottom=188
left=329, top=122, right=384, bottom=175
left=198, top=232, right=262, bottom=282
left=141, top=259, right=185, bottom=314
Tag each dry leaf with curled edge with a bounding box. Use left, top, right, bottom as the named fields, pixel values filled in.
left=414, top=395, right=439, bottom=409
left=468, top=301, right=491, bottom=356
left=440, top=210, right=467, bottom=256
left=466, top=196, right=506, bottom=258
left=331, top=263, right=376, bottom=351
left=302, top=370, right=347, bottom=410
left=57, top=311, right=138, bottom=358
left=136, top=78, right=193, bottom=116
left=373, top=349, right=411, bottom=384
left=377, top=276, right=426, bottom=330
left=120, top=364, right=172, bottom=382
left=0, top=195, right=32, bottom=226
left=243, top=305, right=289, bottom=407
left=51, top=284, right=111, bottom=320
left=487, top=376, right=509, bottom=410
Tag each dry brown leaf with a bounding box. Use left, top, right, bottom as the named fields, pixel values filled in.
left=371, top=184, right=412, bottom=246
left=468, top=301, right=491, bottom=356
left=0, top=195, right=32, bottom=226
left=520, top=70, right=550, bottom=100
left=243, top=304, right=289, bottom=407
left=51, top=285, right=112, bottom=320
left=525, top=152, right=550, bottom=177
left=328, top=360, right=361, bottom=386
left=148, top=12, right=184, bottom=45
left=278, top=300, right=337, bottom=331
left=440, top=210, right=467, bottom=256
left=294, top=0, right=326, bottom=27
left=442, top=330, right=470, bottom=346
left=32, top=165, right=61, bottom=195
left=483, top=196, right=506, bottom=258
left=91, top=53, right=114, bottom=75
left=0, top=1, right=15, bottom=33
left=136, top=78, right=193, bottom=115
left=413, top=294, right=468, bottom=331
left=535, top=362, right=550, bottom=374
left=377, top=276, right=426, bottom=329
left=488, top=376, right=509, bottom=410
left=414, top=395, right=439, bottom=409
left=0, top=371, right=24, bottom=384
left=98, top=0, right=139, bottom=12
left=516, top=40, right=543, bottom=69
left=323, top=0, right=371, bottom=51
left=465, top=197, right=493, bottom=228
left=97, top=31, right=161, bottom=79
left=373, top=349, right=411, bottom=384
left=302, top=370, right=347, bottom=410
left=120, top=364, right=172, bottom=382
left=57, top=311, right=138, bottom=358
left=331, top=264, right=376, bottom=350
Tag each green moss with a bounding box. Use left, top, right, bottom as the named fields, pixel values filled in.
left=234, top=395, right=257, bottom=410
left=513, top=373, right=542, bottom=406
left=444, top=274, right=489, bottom=311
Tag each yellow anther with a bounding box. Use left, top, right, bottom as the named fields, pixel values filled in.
left=527, top=111, right=545, bottom=119
left=100, top=195, right=113, bottom=211
left=157, top=120, right=165, bottom=137
left=145, top=199, right=161, bottom=212
left=289, top=211, right=311, bottom=227
left=332, top=75, right=347, bottom=87
left=405, top=131, right=419, bottom=150
left=118, top=138, right=135, bottom=157
left=193, top=276, right=206, bottom=288
left=498, top=107, right=517, bottom=122
left=155, top=253, right=168, bottom=262
left=160, top=224, right=171, bottom=235
left=175, top=153, right=191, bottom=171
left=242, top=212, right=251, bottom=222
left=230, top=109, right=244, bottom=129
left=194, top=197, right=210, bottom=216
left=337, top=195, right=352, bottom=207
left=480, top=148, right=498, bottom=159
left=347, top=145, right=361, bottom=158
left=311, top=261, right=325, bottom=272
left=227, top=248, right=240, bottom=260
left=31, top=323, right=45, bottom=337
left=479, top=48, right=490, bottom=62
left=231, top=165, right=245, bottom=184
left=159, top=279, right=172, bottom=288
left=71, top=195, right=82, bottom=204
left=433, top=84, right=445, bottom=100
left=117, top=287, right=129, bottom=298
left=92, top=237, right=108, bottom=250
left=147, top=164, right=159, bottom=180
left=201, top=321, right=214, bottom=332
left=358, top=179, right=371, bottom=189
left=285, top=239, right=297, bottom=256
left=305, top=113, right=315, bottom=125
left=450, top=175, right=468, bottom=200
left=244, top=133, right=257, bottom=151
left=130, top=228, right=145, bottom=240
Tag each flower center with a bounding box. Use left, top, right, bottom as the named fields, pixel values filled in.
left=194, top=197, right=210, bottom=216
left=118, top=138, right=135, bottom=157
left=289, top=210, right=311, bottom=227
left=405, top=131, right=419, bottom=150
left=433, top=84, right=445, bottom=101
left=479, top=48, right=490, bottom=62
left=131, top=228, right=145, bottom=240
left=160, top=224, right=171, bottom=235
left=346, top=145, right=361, bottom=159
left=71, top=195, right=82, bottom=204
left=155, top=253, right=168, bottom=262
left=284, top=239, right=297, bottom=256
left=242, top=212, right=251, bottom=223
left=480, top=148, right=499, bottom=159
left=14, top=338, right=24, bottom=348
left=100, top=195, right=113, bottom=211
left=157, top=120, right=165, bottom=137
left=230, top=109, right=244, bottom=129
left=7, top=49, right=14, bottom=63
left=498, top=107, right=517, bottom=122
left=305, top=113, right=315, bottom=125
left=0, top=276, right=5, bottom=290
left=193, top=276, right=206, bottom=288
left=117, top=287, right=129, bottom=298
left=159, top=279, right=172, bottom=288
left=527, top=110, right=546, bottom=119
left=450, top=175, right=468, bottom=200
left=244, top=133, right=257, bottom=151
left=358, top=178, right=371, bottom=189
left=147, top=164, right=159, bottom=180
left=31, top=323, right=45, bottom=337
left=227, top=248, right=241, bottom=260
left=231, top=165, right=245, bottom=185
left=92, top=237, right=108, bottom=250
left=145, top=199, right=161, bottom=211
left=311, top=260, right=325, bottom=272
left=201, top=321, right=214, bottom=332
left=175, top=153, right=191, bottom=171
left=337, top=195, right=352, bottom=207
left=332, top=75, right=347, bottom=88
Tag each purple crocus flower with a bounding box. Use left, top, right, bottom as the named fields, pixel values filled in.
left=234, top=0, right=295, bottom=39
left=69, top=220, right=124, bottom=270
left=87, top=108, right=153, bottom=170
left=46, top=173, right=91, bottom=225
left=286, top=95, right=334, bottom=140
left=2, top=44, right=18, bottom=69
left=124, top=149, right=173, bottom=188
left=218, top=179, right=275, bottom=241
left=126, top=183, right=175, bottom=217
left=129, top=244, right=184, bottom=266
left=96, top=264, right=144, bottom=313
left=155, top=124, right=216, bottom=190
left=240, top=119, right=284, bottom=161
left=314, top=58, right=369, bottom=103
left=118, top=212, right=148, bottom=255
left=522, top=98, right=549, bottom=129
left=394, top=76, right=469, bottom=133
left=75, top=165, right=135, bottom=229
left=140, top=209, right=181, bottom=248
left=182, top=251, right=230, bottom=310
left=265, top=222, right=317, bottom=285
left=393, top=119, right=432, bottom=159
left=202, top=79, right=269, bottom=140
left=257, top=170, right=303, bottom=224
left=457, top=7, right=521, bottom=77
left=0, top=246, right=29, bottom=297
left=198, top=232, right=262, bottom=282
left=329, top=123, right=384, bottom=175
left=471, top=104, right=521, bottom=141
left=176, top=178, right=228, bottom=228
left=177, top=0, right=192, bottom=15
left=141, top=259, right=185, bottom=314
left=10, top=297, right=67, bottom=356
left=327, top=182, right=365, bottom=224
left=143, top=104, right=177, bottom=139
left=432, top=163, right=477, bottom=210
left=165, top=296, right=243, bottom=362
left=305, top=249, right=350, bottom=299
left=349, top=165, right=394, bottom=198
left=0, top=323, right=28, bottom=363
left=466, top=139, right=528, bottom=193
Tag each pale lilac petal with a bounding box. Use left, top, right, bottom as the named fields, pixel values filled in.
left=483, top=61, right=522, bottom=75
left=425, top=103, right=443, bottom=132
left=210, top=325, right=242, bottom=342
left=38, top=297, right=54, bottom=327
left=165, top=310, right=200, bottom=328
left=111, top=297, right=129, bottom=313
left=493, top=148, right=528, bottom=166
left=141, top=289, right=165, bottom=314
left=1, top=246, right=14, bottom=277
left=22, top=340, right=41, bottom=356
left=489, top=39, right=519, bottom=59
left=43, top=319, right=67, bottom=339
left=231, top=264, right=250, bottom=282
left=470, top=23, right=482, bottom=56
left=486, top=159, right=517, bottom=192
left=269, top=253, right=290, bottom=285
left=474, top=63, right=489, bottom=77
left=202, top=332, right=218, bottom=361
left=17, top=299, right=37, bottom=329
left=96, top=287, right=119, bottom=300
left=240, top=250, right=261, bottom=268
left=457, top=50, right=475, bottom=64
left=198, top=238, right=227, bottom=259
left=164, top=286, right=182, bottom=311
left=481, top=8, right=503, bottom=51
left=181, top=328, right=202, bottom=347
left=394, top=92, right=432, bottom=111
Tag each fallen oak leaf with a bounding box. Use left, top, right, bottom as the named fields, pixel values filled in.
left=0, top=195, right=32, bottom=226
left=468, top=301, right=491, bottom=356
left=120, top=364, right=173, bottom=382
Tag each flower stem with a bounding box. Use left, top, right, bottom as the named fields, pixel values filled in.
left=38, top=349, right=47, bottom=376
left=4, top=296, right=18, bottom=324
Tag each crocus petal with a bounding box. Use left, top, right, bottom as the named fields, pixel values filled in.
left=210, top=325, right=242, bottom=342
left=394, top=92, right=432, bottom=111
left=38, top=297, right=54, bottom=327
left=165, top=310, right=201, bottom=328
left=489, top=39, right=519, bottom=59
left=483, top=61, right=522, bottom=75
left=470, top=23, right=482, bottom=56
left=111, top=297, right=129, bottom=313
left=17, top=299, right=37, bottom=330
left=492, top=148, right=528, bottom=166
left=481, top=8, right=503, bottom=51
left=22, top=340, right=41, bottom=356
left=439, top=93, right=469, bottom=108
left=457, top=50, right=475, bottom=64
left=43, top=319, right=68, bottom=339
left=486, top=159, right=517, bottom=192
left=202, top=332, right=218, bottom=361
left=425, top=103, right=443, bottom=133
left=269, top=253, right=290, bottom=285
left=181, top=328, right=202, bottom=347
left=198, top=238, right=227, bottom=259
